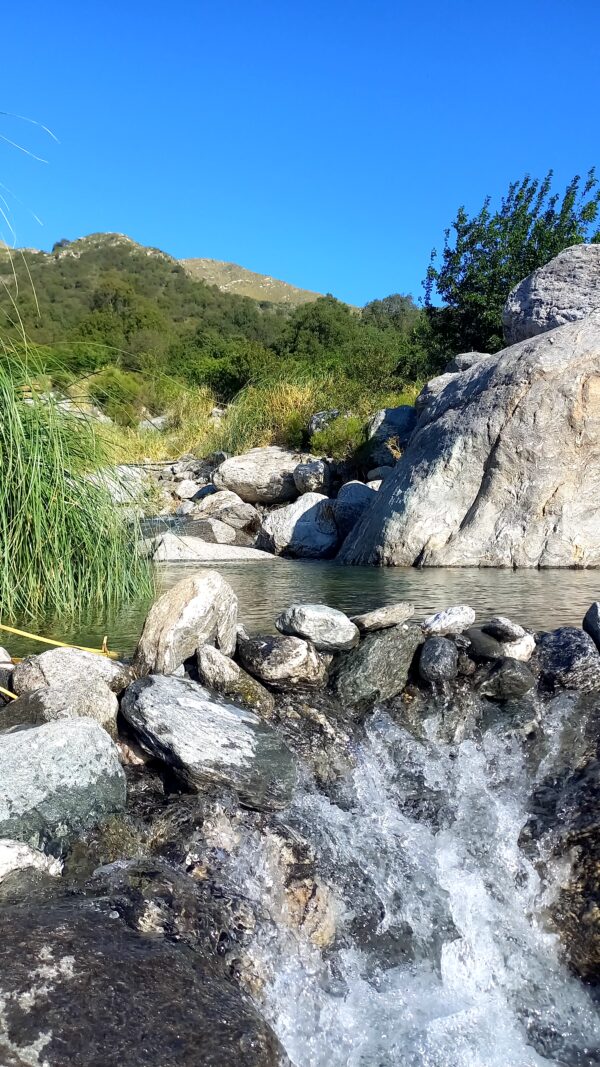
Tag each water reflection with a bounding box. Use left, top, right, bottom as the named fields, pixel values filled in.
left=11, top=560, right=600, bottom=660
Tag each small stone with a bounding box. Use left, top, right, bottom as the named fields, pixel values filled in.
left=0, top=839, right=62, bottom=882
left=482, top=616, right=526, bottom=642
left=293, top=460, right=331, bottom=495
left=197, top=645, right=275, bottom=718
left=419, top=637, right=459, bottom=682
left=175, top=499, right=195, bottom=516
left=275, top=604, right=359, bottom=652
left=192, top=489, right=260, bottom=532
left=175, top=478, right=202, bottom=500
left=467, top=627, right=535, bottom=662
left=333, top=481, right=377, bottom=539
left=351, top=602, right=415, bottom=633
left=422, top=605, right=476, bottom=636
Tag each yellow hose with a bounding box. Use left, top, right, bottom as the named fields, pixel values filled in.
left=0, top=685, right=17, bottom=701
left=0, top=623, right=117, bottom=658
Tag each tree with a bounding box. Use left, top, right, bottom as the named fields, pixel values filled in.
left=424, top=169, right=600, bottom=356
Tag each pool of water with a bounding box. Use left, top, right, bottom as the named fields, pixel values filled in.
left=9, top=560, right=600, bottom=661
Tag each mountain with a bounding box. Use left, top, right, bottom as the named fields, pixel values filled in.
left=181, top=257, right=322, bottom=307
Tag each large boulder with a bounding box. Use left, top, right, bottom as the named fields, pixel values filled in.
left=121, top=675, right=296, bottom=810
left=333, top=481, right=377, bottom=539
left=275, top=603, right=359, bottom=652
left=257, top=493, right=339, bottom=558
left=133, top=573, right=238, bottom=675
left=213, top=446, right=305, bottom=504
left=535, top=627, right=600, bottom=691
left=339, top=315, right=600, bottom=567
left=503, top=244, right=600, bottom=345
left=237, top=631, right=328, bottom=690
left=0, top=898, right=283, bottom=1067
left=1, top=677, right=119, bottom=737
left=293, top=459, right=331, bottom=495
left=332, top=623, right=422, bottom=710
left=366, top=405, right=418, bottom=464
left=12, top=646, right=132, bottom=696
left=0, top=719, right=125, bottom=847
left=190, top=489, right=260, bottom=531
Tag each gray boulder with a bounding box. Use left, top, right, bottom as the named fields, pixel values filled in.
left=257, top=493, right=339, bottom=558
left=366, top=405, right=417, bottom=464
left=174, top=478, right=202, bottom=500
left=191, top=489, right=260, bottom=531
left=332, top=623, right=422, bottom=709
left=150, top=533, right=275, bottom=563
left=0, top=719, right=125, bottom=847
left=197, top=644, right=275, bottom=718
left=582, top=601, right=600, bottom=652
left=503, top=244, right=600, bottom=345
left=213, top=446, right=304, bottom=504
left=121, top=675, right=296, bottom=810
left=293, top=459, right=331, bottom=495
left=444, top=351, right=491, bottom=373
left=422, top=605, right=475, bottom=636
left=275, top=603, right=359, bottom=652
left=351, top=602, right=415, bottom=633
left=182, top=517, right=237, bottom=544
left=12, top=646, right=133, bottom=696
left=535, top=627, right=600, bottom=692
left=477, top=658, right=536, bottom=700
left=237, top=631, right=327, bottom=690
left=133, top=572, right=238, bottom=675
left=334, top=480, right=377, bottom=539
left=467, top=626, right=535, bottom=663
left=1, top=677, right=119, bottom=737
left=419, top=637, right=458, bottom=682
left=340, top=315, right=600, bottom=567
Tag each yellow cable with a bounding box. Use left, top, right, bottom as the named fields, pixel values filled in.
left=0, top=623, right=117, bottom=658
left=0, top=685, right=17, bottom=700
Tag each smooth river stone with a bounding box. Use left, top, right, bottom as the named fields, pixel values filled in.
left=422, top=604, right=476, bottom=636
left=275, top=603, right=359, bottom=652
left=351, top=602, right=415, bottom=633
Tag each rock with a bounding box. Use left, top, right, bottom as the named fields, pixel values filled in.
left=466, top=626, right=535, bottom=662
left=444, top=351, right=492, bottom=373
left=293, top=459, right=331, bottom=495
left=183, top=517, right=237, bottom=543
left=175, top=498, right=195, bottom=516
left=339, top=315, right=600, bottom=568
left=308, top=409, right=341, bottom=436
left=422, top=605, right=476, bottom=636
left=332, top=623, right=422, bottom=710
left=174, top=478, right=202, bottom=500
left=133, top=572, right=238, bottom=675
left=0, top=839, right=62, bottom=882
left=477, top=658, right=536, bottom=700
left=192, top=489, right=260, bottom=531
left=582, top=601, right=600, bottom=652
left=1, top=677, right=119, bottom=737
left=0, top=898, right=283, bottom=1067
left=139, top=413, right=169, bottom=432
left=351, top=602, right=415, bottom=632
left=0, top=719, right=125, bottom=847
left=275, top=604, right=359, bottom=652
left=213, top=446, right=304, bottom=504
left=197, top=644, right=275, bottom=718
left=482, top=615, right=526, bottom=641
left=334, top=480, right=377, bottom=539
left=503, top=244, right=600, bottom=345
left=535, top=626, right=600, bottom=691
left=419, top=637, right=459, bottom=682
left=150, top=533, right=275, bottom=563
left=121, top=675, right=296, bottom=810
left=237, top=631, right=328, bottom=690
left=257, top=493, right=339, bottom=559
left=12, top=646, right=133, bottom=697
left=366, top=465, right=395, bottom=482
left=366, top=406, right=417, bottom=464
left=366, top=479, right=382, bottom=490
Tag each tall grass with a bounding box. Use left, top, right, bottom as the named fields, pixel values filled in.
left=0, top=347, right=152, bottom=619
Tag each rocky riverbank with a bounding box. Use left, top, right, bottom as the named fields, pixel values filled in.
left=0, top=573, right=599, bottom=1063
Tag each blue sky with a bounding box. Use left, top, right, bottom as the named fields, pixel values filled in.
left=1, top=1, right=599, bottom=305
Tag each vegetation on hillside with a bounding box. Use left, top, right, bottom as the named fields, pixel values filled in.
left=425, top=169, right=600, bottom=356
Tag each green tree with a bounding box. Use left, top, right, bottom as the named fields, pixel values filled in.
left=424, top=169, right=600, bottom=356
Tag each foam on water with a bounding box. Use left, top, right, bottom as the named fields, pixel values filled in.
left=231, top=703, right=600, bottom=1067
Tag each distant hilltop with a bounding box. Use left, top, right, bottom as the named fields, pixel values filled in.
left=0, top=233, right=324, bottom=308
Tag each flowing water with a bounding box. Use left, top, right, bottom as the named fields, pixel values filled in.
left=227, top=697, right=600, bottom=1067
left=12, top=559, right=600, bottom=658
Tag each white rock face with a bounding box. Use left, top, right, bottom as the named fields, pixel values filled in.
left=340, top=315, right=600, bottom=568
left=150, top=533, right=275, bottom=563
left=12, top=647, right=132, bottom=696
left=191, top=489, right=260, bottom=531
left=257, top=493, right=339, bottom=558
left=275, top=604, right=359, bottom=652
left=213, top=447, right=305, bottom=504
left=422, top=605, right=476, bottom=636
left=0, top=839, right=62, bottom=882
left=133, top=572, right=238, bottom=675
left=503, top=244, right=600, bottom=344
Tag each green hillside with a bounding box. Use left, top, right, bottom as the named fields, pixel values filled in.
left=181, top=256, right=322, bottom=306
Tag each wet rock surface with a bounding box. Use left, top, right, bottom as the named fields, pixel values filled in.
left=333, top=623, right=423, bottom=710
left=535, top=626, right=600, bottom=691
left=237, top=631, right=328, bottom=690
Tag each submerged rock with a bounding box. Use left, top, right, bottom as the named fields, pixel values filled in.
left=0, top=897, right=284, bottom=1067
left=237, top=631, right=328, bottom=690
left=257, top=493, right=339, bottom=559
left=275, top=603, right=359, bottom=652
left=213, top=446, right=304, bottom=504
left=1, top=677, right=119, bottom=737
left=350, top=602, right=415, bottom=633
left=536, top=627, right=600, bottom=691
left=121, top=675, right=297, bottom=811
left=0, top=719, right=125, bottom=848
left=419, top=637, right=459, bottom=682
left=197, top=644, right=275, bottom=718
left=333, top=623, right=422, bottom=710
left=133, top=572, right=238, bottom=675
left=12, top=646, right=133, bottom=696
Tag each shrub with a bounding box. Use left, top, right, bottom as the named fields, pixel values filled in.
left=311, top=415, right=366, bottom=460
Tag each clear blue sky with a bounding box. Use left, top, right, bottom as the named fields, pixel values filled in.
left=1, top=1, right=599, bottom=306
